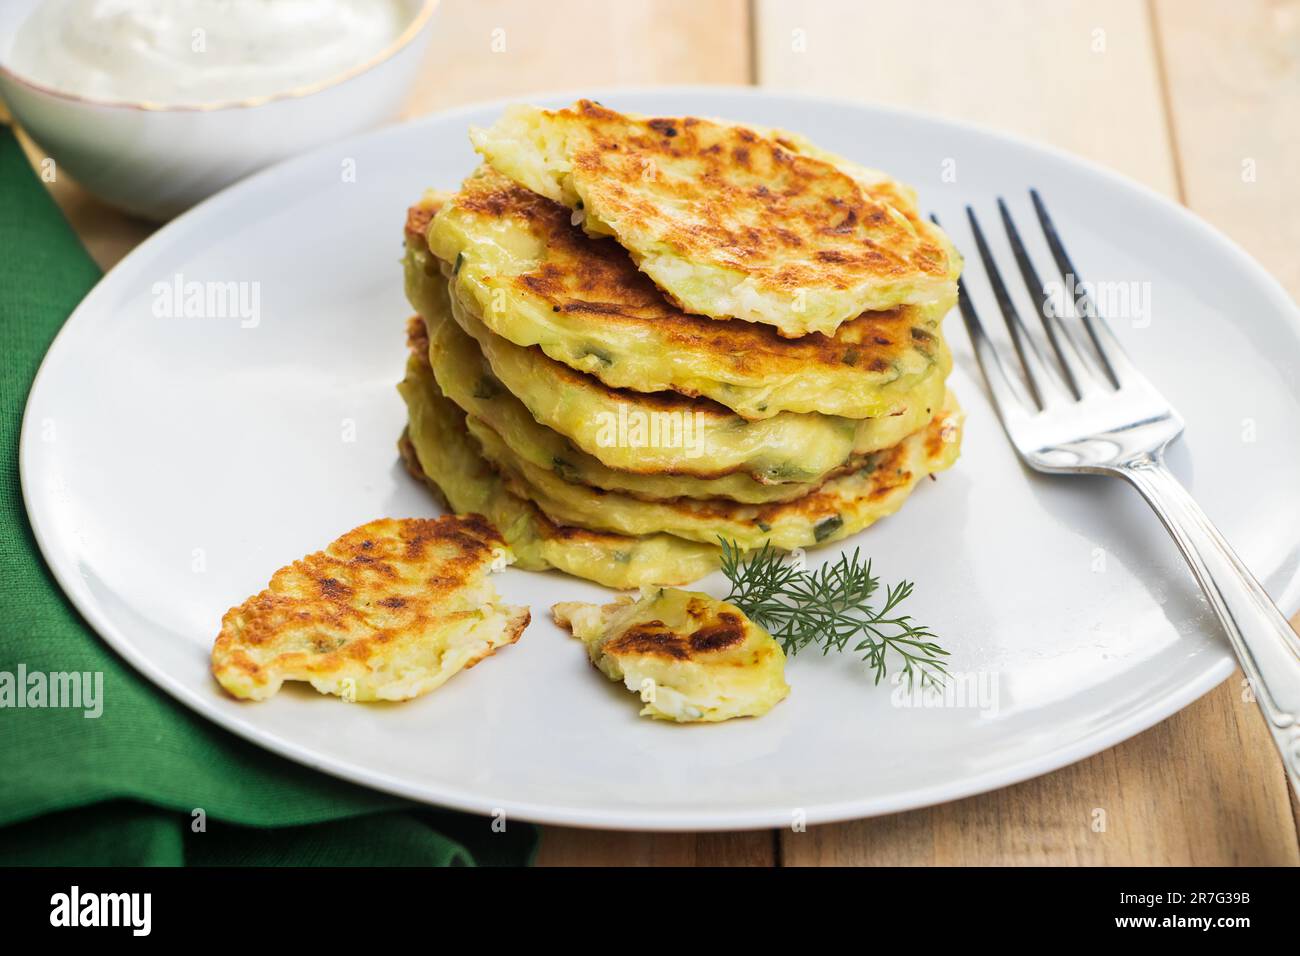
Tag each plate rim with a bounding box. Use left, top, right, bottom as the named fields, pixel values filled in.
left=19, top=84, right=1300, bottom=831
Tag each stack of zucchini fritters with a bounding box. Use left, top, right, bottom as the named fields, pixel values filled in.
left=398, top=101, right=964, bottom=589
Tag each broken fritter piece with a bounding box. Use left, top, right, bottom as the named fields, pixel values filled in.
left=212, top=516, right=528, bottom=702
left=552, top=588, right=789, bottom=722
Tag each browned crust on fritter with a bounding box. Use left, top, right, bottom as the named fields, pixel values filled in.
left=523, top=336, right=706, bottom=412
left=398, top=407, right=669, bottom=553
left=552, top=597, right=747, bottom=662
left=432, top=168, right=943, bottom=378
left=406, top=314, right=430, bottom=361
left=212, top=515, right=508, bottom=689
left=489, top=390, right=952, bottom=536
left=442, top=273, right=919, bottom=426
left=925, top=410, right=960, bottom=460
left=411, top=309, right=939, bottom=495
left=405, top=195, right=443, bottom=243
left=559, top=100, right=951, bottom=298
left=462, top=607, right=530, bottom=671
left=754, top=439, right=911, bottom=519
left=405, top=316, right=686, bottom=512
left=398, top=429, right=451, bottom=511
left=496, top=436, right=910, bottom=528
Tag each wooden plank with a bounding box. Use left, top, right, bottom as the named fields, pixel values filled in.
left=1151, top=0, right=1300, bottom=298
left=1152, top=0, right=1300, bottom=843
left=782, top=675, right=1298, bottom=865
left=536, top=828, right=774, bottom=867
left=755, top=0, right=1177, bottom=192
left=403, top=0, right=752, bottom=116
left=755, top=0, right=1299, bottom=865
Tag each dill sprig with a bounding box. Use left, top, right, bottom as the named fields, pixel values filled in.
left=719, top=539, right=949, bottom=689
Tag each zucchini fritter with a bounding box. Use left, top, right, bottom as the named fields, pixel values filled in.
left=399, top=314, right=962, bottom=577
left=470, top=101, right=959, bottom=337
left=420, top=290, right=892, bottom=504
left=471, top=389, right=964, bottom=550
left=407, top=260, right=949, bottom=483
left=420, top=168, right=953, bottom=419
left=397, top=350, right=722, bottom=588
left=211, top=517, right=528, bottom=702
left=553, top=588, right=789, bottom=722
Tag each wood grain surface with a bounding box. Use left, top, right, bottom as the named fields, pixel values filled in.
left=17, top=0, right=1298, bottom=866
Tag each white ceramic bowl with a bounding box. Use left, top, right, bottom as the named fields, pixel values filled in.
left=0, top=0, right=437, bottom=220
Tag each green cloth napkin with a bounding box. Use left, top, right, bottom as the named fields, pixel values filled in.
left=0, top=127, right=537, bottom=866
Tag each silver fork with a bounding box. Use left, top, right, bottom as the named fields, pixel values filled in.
left=940, top=193, right=1300, bottom=796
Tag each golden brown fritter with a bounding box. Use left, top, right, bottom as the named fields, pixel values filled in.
left=552, top=587, right=789, bottom=721
left=212, top=517, right=528, bottom=701
left=424, top=167, right=952, bottom=419
left=396, top=352, right=724, bottom=588
left=470, top=101, right=960, bottom=336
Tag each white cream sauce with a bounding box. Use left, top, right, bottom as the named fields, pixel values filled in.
left=8, top=0, right=416, bottom=106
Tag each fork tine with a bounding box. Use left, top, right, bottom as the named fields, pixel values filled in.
left=965, top=206, right=1072, bottom=409
left=954, top=273, right=1035, bottom=426
left=1030, top=189, right=1138, bottom=389
left=932, top=213, right=1034, bottom=425
left=996, top=198, right=1105, bottom=398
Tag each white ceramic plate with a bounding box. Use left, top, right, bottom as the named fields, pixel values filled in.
left=22, top=88, right=1300, bottom=830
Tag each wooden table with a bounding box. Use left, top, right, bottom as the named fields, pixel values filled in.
left=27, top=0, right=1300, bottom=865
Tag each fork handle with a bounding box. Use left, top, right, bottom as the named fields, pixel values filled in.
left=1120, top=456, right=1300, bottom=795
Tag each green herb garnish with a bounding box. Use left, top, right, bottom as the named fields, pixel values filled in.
left=580, top=345, right=615, bottom=367
left=813, top=514, right=843, bottom=542
left=762, top=462, right=809, bottom=481
left=472, top=374, right=500, bottom=400
left=719, top=539, right=949, bottom=689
